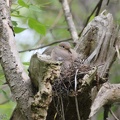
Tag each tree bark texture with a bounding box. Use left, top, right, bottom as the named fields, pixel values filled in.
left=0, top=1, right=33, bottom=120
left=29, top=54, right=61, bottom=120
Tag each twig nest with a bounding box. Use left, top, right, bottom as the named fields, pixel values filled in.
left=52, top=60, right=98, bottom=97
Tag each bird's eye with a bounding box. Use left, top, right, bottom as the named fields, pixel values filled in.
left=62, top=45, right=65, bottom=48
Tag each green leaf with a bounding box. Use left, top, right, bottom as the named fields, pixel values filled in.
left=14, top=27, right=26, bottom=33
left=18, top=0, right=29, bottom=8
left=28, top=18, right=46, bottom=35
left=12, top=21, right=18, bottom=27
left=29, top=5, right=42, bottom=13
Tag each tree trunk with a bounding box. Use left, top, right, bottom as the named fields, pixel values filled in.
left=0, top=1, right=33, bottom=120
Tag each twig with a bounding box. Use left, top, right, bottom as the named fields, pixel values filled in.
left=19, top=38, right=72, bottom=53
left=59, top=0, right=79, bottom=43
left=95, top=0, right=103, bottom=16
left=109, top=109, right=119, bottom=120
left=106, top=0, right=110, bottom=5
left=60, top=95, right=65, bottom=120
left=79, top=0, right=103, bottom=37
left=74, top=69, right=81, bottom=120
left=74, top=69, right=78, bottom=91
left=116, top=45, right=120, bottom=60
left=75, top=97, right=81, bottom=120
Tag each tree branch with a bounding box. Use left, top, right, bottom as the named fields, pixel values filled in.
left=59, top=0, right=79, bottom=43
left=79, top=0, right=104, bottom=36
left=89, top=83, right=120, bottom=118
left=19, top=38, right=72, bottom=53
left=0, top=1, right=33, bottom=119
left=110, top=109, right=119, bottom=120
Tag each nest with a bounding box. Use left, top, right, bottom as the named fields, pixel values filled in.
left=48, top=60, right=108, bottom=120
left=50, top=60, right=96, bottom=120
left=52, top=60, right=96, bottom=97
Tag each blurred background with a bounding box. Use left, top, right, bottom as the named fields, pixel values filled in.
left=0, top=0, right=120, bottom=119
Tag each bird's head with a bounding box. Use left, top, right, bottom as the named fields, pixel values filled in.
left=59, top=42, right=72, bottom=53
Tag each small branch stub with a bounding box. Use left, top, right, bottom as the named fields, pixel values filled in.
left=29, top=53, right=61, bottom=120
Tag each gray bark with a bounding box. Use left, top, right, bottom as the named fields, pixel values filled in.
left=0, top=1, right=33, bottom=120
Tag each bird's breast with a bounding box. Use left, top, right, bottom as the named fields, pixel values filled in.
left=51, top=47, right=72, bottom=61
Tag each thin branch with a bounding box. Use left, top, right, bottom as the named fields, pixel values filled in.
left=60, top=96, right=65, bottom=120
left=19, top=38, right=72, bottom=53
left=59, top=0, right=79, bottom=43
left=95, top=0, right=103, bottom=16
left=106, top=0, right=110, bottom=5
left=75, top=97, right=81, bottom=120
left=116, top=45, right=120, bottom=59
left=74, top=69, right=78, bottom=91
left=109, top=109, right=119, bottom=120
left=79, top=0, right=103, bottom=37
left=74, top=69, right=81, bottom=120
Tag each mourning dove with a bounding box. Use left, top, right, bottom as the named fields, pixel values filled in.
left=52, top=42, right=78, bottom=68
left=42, top=42, right=78, bottom=68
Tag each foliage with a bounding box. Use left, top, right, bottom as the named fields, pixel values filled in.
left=0, top=101, right=16, bottom=120
left=11, top=0, right=46, bottom=35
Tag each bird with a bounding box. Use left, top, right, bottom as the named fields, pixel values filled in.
left=51, top=42, right=72, bottom=60
left=43, top=42, right=78, bottom=68
left=52, top=42, right=78, bottom=68
left=42, top=46, right=55, bottom=55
